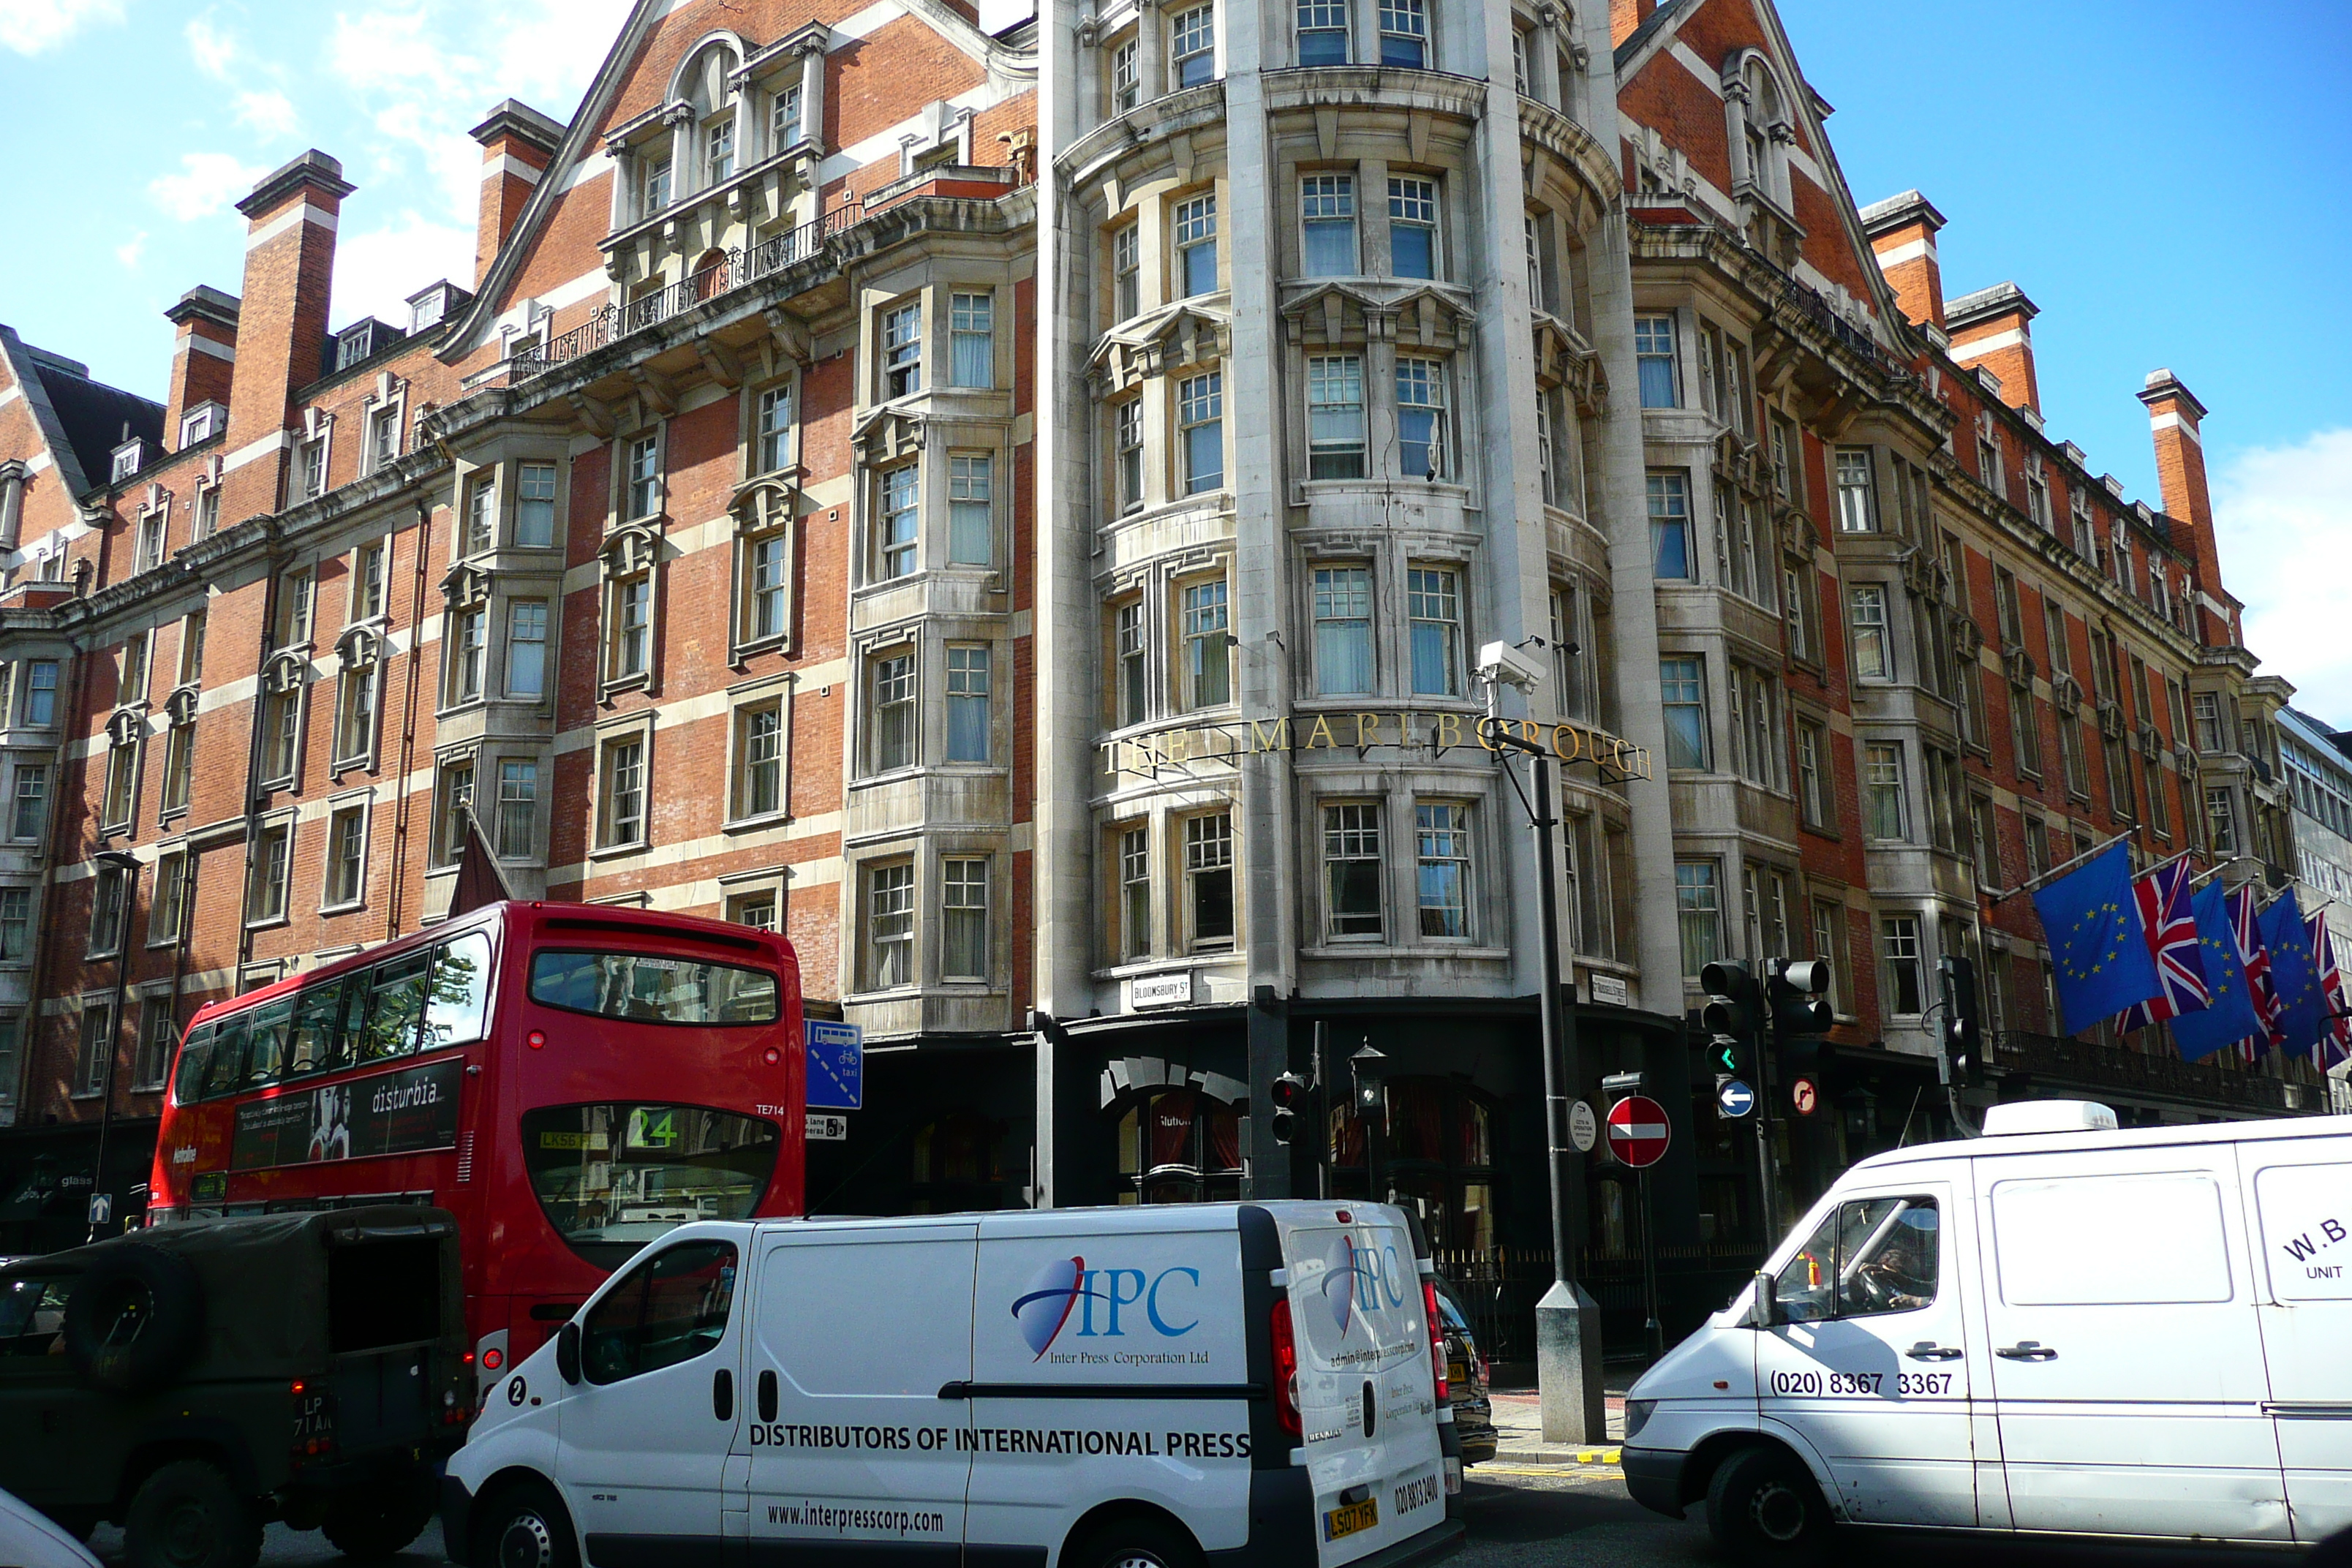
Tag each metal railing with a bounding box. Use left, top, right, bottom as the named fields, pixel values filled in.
left=1435, top=1242, right=1767, bottom=1368
left=513, top=165, right=1027, bottom=382
left=1989, top=1029, right=2307, bottom=1113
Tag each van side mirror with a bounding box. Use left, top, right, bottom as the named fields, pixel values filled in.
left=557, top=1322, right=581, bottom=1385
left=1749, top=1270, right=1783, bottom=1329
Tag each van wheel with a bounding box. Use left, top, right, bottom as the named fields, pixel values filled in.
left=472, top=1482, right=578, bottom=1568
left=124, top=1460, right=262, bottom=1568
left=1704, top=1444, right=1828, bottom=1561
left=322, top=1466, right=437, bottom=1559
left=1065, top=1518, right=1203, bottom=1568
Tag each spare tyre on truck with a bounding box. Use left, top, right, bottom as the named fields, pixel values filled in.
left=0, top=1206, right=470, bottom=1568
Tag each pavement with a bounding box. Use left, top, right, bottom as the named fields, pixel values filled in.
left=1484, top=1365, right=1636, bottom=1467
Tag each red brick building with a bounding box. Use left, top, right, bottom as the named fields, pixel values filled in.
left=0, top=0, right=1039, bottom=1244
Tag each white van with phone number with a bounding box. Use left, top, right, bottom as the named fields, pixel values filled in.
left=442, top=1201, right=1466, bottom=1568
left=1623, top=1101, right=2352, bottom=1558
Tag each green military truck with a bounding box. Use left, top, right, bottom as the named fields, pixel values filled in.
left=0, top=1206, right=470, bottom=1568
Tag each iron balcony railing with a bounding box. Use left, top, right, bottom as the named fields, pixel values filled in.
left=513, top=165, right=1028, bottom=382
left=515, top=208, right=857, bottom=379
left=1989, top=1029, right=2307, bottom=1113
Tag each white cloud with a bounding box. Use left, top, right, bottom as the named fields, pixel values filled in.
left=323, top=0, right=632, bottom=233
left=332, top=212, right=476, bottom=327
left=115, top=230, right=148, bottom=271
left=184, top=12, right=238, bottom=80
left=148, top=151, right=268, bottom=222
left=233, top=88, right=301, bottom=140
left=0, top=0, right=122, bottom=56
left=2214, top=428, right=2352, bottom=728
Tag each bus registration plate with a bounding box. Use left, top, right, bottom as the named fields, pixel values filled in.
left=1322, top=1499, right=1378, bottom=1542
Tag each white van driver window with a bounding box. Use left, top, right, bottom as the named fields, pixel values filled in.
left=1773, top=1196, right=1940, bottom=1320
left=1991, top=1173, right=2231, bottom=1306
left=581, top=1239, right=739, bottom=1384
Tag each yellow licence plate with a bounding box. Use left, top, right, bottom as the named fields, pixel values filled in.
left=1322, top=1499, right=1379, bottom=1542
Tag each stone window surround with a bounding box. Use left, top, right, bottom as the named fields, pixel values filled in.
left=317, top=785, right=376, bottom=915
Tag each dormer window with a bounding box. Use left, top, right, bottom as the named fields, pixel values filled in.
left=111, top=440, right=146, bottom=482
left=178, top=403, right=223, bottom=448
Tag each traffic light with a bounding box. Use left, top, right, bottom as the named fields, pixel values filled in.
left=1349, top=1044, right=1389, bottom=1137
left=1938, top=954, right=1983, bottom=1087
left=1268, top=1072, right=1313, bottom=1145
left=1766, top=957, right=1834, bottom=1041
left=1700, top=960, right=1762, bottom=1085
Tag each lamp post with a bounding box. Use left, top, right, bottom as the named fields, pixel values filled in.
left=86, top=848, right=142, bottom=1244
left=1474, top=641, right=1605, bottom=1445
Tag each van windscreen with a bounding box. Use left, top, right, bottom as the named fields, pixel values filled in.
left=528, top=950, right=779, bottom=1025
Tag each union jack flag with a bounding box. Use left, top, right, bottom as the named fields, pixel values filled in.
left=2309, top=912, right=2352, bottom=1071
left=2117, top=861, right=2209, bottom=1033
left=2234, top=886, right=2281, bottom=1062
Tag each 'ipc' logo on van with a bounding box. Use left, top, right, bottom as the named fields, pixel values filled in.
left=1011, top=1256, right=1200, bottom=1359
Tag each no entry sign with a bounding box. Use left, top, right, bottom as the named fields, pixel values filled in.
left=1605, top=1093, right=1671, bottom=1169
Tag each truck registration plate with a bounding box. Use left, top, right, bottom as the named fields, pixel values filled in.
left=1322, top=1499, right=1379, bottom=1541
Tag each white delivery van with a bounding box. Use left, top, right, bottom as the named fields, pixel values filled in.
left=442, top=1202, right=1463, bottom=1568
left=1622, top=1102, right=2352, bottom=1558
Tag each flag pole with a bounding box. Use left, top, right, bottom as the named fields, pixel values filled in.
left=2190, top=854, right=2261, bottom=891
left=1989, top=828, right=2139, bottom=903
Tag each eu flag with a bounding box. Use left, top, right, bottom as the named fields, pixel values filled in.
left=2032, top=843, right=2162, bottom=1035
left=2264, top=889, right=2328, bottom=1058
left=2171, top=881, right=2264, bottom=1062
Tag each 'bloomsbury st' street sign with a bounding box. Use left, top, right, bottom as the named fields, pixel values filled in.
left=1100, top=712, right=1654, bottom=781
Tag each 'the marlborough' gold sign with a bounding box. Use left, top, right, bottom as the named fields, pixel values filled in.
left=1101, top=712, right=1654, bottom=780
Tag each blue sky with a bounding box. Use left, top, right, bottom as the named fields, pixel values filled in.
left=2, top=0, right=2347, bottom=717
left=1780, top=0, right=2352, bottom=725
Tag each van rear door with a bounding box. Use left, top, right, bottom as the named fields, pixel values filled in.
left=1277, top=1207, right=1445, bottom=1566
left=2238, top=1132, right=2352, bottom=1543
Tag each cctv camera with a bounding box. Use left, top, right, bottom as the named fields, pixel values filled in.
left=1475, top=641, right=1547, bottom=691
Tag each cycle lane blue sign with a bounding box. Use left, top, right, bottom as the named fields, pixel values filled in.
left=806, top=1019, right=863, bottom=1110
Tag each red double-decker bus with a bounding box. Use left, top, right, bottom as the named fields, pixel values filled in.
left=147, top=901, right=804, bottom=1380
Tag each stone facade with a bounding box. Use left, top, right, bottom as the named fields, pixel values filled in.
left=0, top=0, right=2326, bottom=1281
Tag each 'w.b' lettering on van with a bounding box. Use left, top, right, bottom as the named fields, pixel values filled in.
left=1010, top=1256, right=1202, bottom=1360
left=2281, top=1217, right=2348, bottom=1264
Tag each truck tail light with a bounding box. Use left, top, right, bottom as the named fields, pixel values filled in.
left=1422, top=1279, right=1447, bottom=1404
left=1270, top=1297, right=1302, bottom=1439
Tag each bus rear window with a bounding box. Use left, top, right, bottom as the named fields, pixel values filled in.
left=522, top=1104, right=779, bottom=1270
left=528, top=951, right=779, bottom=1025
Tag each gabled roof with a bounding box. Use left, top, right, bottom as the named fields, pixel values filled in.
left=441, top=0, right=1036, bottom=363
left=1613, top=0, right=1919, bottom=360
left=0, top=325, right=162, bottom=500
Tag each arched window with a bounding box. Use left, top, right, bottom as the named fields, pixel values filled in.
left=678, top=41, right=744, bottom=190
left=1113, top=1086, right=1244, bottom=1204
left=1726, top=52, right=1791, bottom=211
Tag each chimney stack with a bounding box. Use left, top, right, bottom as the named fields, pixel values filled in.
left=470, top=101, right=565, bottom=290
left=162, top=286, right=240, bottom=448
left=1946, top=282, right=2042, bottom=415
left=1859, top=189, right=1947, bottom=331
left=1610, top=0, right=1656, bottom=47
left=2138, top=368, right=2230, bottom=645
left=220, top=150, right=354, bottom=522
